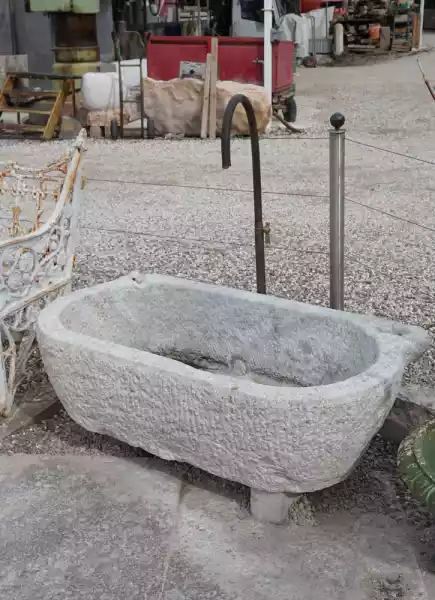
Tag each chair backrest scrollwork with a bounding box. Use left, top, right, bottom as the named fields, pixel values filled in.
left=0, top=130, right=87, bottom=317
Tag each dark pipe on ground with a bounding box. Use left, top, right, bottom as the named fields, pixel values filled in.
left=221, top=94, right=267, bottom=294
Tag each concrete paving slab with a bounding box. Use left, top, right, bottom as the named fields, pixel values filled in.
left=0, top=451, right=433, bottom=600
left=0, top=455, right=182, bottom=600
left=163, top=487, right=430, bottom=600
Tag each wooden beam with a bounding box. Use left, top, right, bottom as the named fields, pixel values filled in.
left=201, top=53, right=212, bottom=139
left=208, top=37, right=218, bottom=141
left=412, top=14, right=421, bottom=49
left=42, top=82, right=68, bottom=141
left=0, top=76, right=14, bottom=115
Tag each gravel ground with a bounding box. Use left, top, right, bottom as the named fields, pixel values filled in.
left=0, top=51, right=435, bottom=583
left=1, top=53, right=435, bottom=470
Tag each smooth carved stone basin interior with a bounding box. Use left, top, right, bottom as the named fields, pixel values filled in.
left=61, top=283, right=378, bottom=387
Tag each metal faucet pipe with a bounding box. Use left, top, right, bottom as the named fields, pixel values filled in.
left=221, top=94, right=267, bottom=294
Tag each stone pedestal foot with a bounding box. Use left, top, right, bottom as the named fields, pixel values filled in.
left=250, top=490, right=301, bottom=524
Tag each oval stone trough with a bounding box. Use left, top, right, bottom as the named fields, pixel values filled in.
left=37, top=273, right=430, bottom=523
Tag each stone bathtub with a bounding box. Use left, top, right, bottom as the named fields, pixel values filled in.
left=37, top=273, right=429, bottom=523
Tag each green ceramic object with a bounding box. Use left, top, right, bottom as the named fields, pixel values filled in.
left=398, top=419, right=435, bottom=515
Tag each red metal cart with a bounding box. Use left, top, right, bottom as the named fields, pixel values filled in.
left=146, top=36, right=297, bottom=122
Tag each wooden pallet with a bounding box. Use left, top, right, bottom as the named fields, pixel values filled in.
left=0, top=72, right=78, bottom=140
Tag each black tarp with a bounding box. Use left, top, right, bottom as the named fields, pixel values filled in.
left=239, top=0, right=264, bottom=23
left=238, top=0, right=300, bottom=25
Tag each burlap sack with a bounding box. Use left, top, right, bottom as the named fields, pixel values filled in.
left=142, top=77, right=271, bottom=136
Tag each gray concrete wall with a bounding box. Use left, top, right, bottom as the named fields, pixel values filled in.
left=14, top=2, right=54, bottom=74
left=0, top=0, right=14, bottom=55
left=98, top=0, right=115, bottom=62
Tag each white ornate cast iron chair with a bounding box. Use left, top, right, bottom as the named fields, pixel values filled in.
left=0, top=130, right=86, bottom=416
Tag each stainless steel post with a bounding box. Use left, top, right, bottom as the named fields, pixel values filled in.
left=329, top=112, right=345, bottom=310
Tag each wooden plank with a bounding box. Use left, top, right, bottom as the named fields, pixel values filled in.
left=412, top=14, right=421, bottom=48
left=200, top=53, right=212, bottom=139
left=4, top=91, right=59, bottom=98
left=0, top=76, right=14, bottom=113
left=208, top=37, right=218, bottom=141
left=0, top=123, right=45, bottom=132
left=42, top=84, right=67, bottom=141
left=6, top=71, right=82, bottom=81
left=0, top=108, right=53, bottom=115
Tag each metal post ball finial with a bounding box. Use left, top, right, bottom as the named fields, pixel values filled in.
left=330, top=113, right=345, bottom=130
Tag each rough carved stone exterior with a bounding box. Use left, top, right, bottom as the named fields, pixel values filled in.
left=37, top=274, right=429, bottom=493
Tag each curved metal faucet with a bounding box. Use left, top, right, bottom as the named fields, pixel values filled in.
left=221, top=94, right=268, bottom=295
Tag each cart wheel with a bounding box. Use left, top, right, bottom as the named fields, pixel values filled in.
left=147, top=119, right=156, bottom=140
left=110, top=119, right=119, bottom=140
left=284, top=97, right=297, bottom=124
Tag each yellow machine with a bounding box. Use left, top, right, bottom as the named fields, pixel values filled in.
left=0, top=1, right=101, bottom=138
left=27, top=0, right=101, bottom=85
